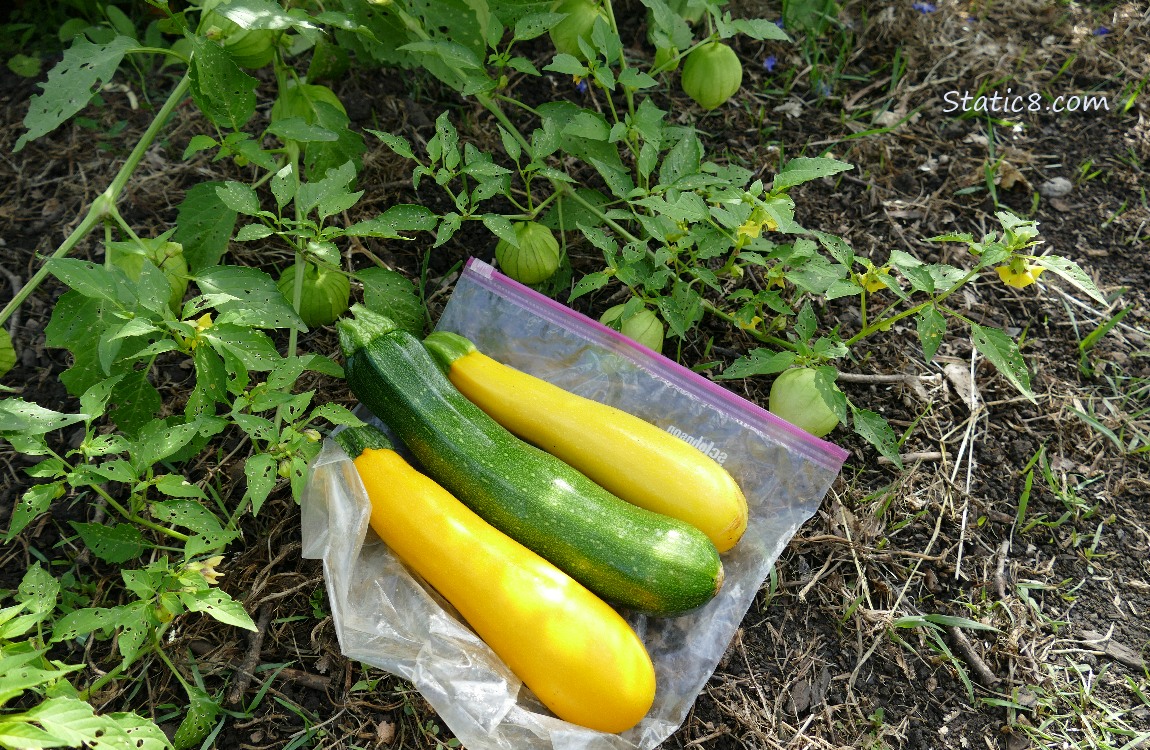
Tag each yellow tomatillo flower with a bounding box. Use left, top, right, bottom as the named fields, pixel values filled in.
left=736, top=207, right=777, bottom=242
left=187, top=555, right=225, bottom=586
left=995, top=258, right=1045, bottom=289
left=859, top=266, right=892, bottom=293
left=185, top=312, right=213, bottom=350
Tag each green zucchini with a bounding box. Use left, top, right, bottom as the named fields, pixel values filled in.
left=337, top=305, right=724, bottom=616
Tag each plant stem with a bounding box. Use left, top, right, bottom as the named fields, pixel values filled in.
left=79, top=662, right=129, bottom=701
left=843, top=267, right=981, bottom=348
left=94, top=483, right=190, bottom=542
left=703, top=301, right=794, bottom=349
left=0, top=72, right=192, bottom=329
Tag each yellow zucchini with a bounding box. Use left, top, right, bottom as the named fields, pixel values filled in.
left=334, top=425, right=657, bottom=734
left=423, top=332, right=749, bottom=553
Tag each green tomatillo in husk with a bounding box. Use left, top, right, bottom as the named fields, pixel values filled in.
left=550, top=0, right=609, bottom=60
left=495, top=222, right=561, bottom=285
left=681, top=41, right=743, bottom=110
left=277, top=262, right=351, bottom=328
left=599, top=305, right=666, bottom=354
left=768, top=367, right=842, bottom=438
left=106, top=237, right=189, bottom=313
left=200, top=3, right=278, bottom=69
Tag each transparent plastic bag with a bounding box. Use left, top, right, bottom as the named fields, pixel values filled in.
left=301, top=258, right=848, bottom=750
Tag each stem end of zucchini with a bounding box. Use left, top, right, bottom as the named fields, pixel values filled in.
left=334, top=424, right=394, bottom=459
left=423, top=331, right=477, bottom=374
left=337, top=304, right=398, bottom=356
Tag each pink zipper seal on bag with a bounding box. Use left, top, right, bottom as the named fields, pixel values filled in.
left=458, top=257, right=850, bottom=471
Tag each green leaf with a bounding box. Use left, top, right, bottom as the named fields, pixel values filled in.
left=916, top=305, right=946, bottom=363
left=46, top=258, right=131, bottom=308
left=772, top=156, right=854, bottom=191
left=214, top=182, right=261, bottom=216
left=186, top=346, right=227, bottom=418
left=172, top=685, right=222, bottom=750
left=302, top=103, right=367, bottom=180
left=175, top=182, right=239, bottom=272
left=182, top=134, right=218, bottom=160
left=358, top=268, right=425, bottom=337
left=267, top=117, right=339, bottom=143
left=970, top=323, right=1034, bottom=402
left=9, top=696, right=139, bottom=748
left=717, top=349, right=797, bottom=379
left=202, top=324, right=282, bottom=372
left=849, top=404, right=902, bottom=468
left=108, top=369, right=162, bottom=436
left=513, top=11, right=564, bottom=41
left=131, top=419, right=204, bottom=469
left=70, top=522, right=147, bottom=564
left=180, top=588, right=257, bottom=631
left=187, top=35, right=257, bottom=130
left=1031, top=255, right=1108, bottom=305
left=0, top=656, right=79, bottom=707
left=16, top=563, right=59, bottom=617
left=569, top=271, right=610, bottom=302
left=365, top=128, right=416, bottom=160
left=543, top=52, right=587, bottom=77
left=243, top=452, right=278, bottom=516
left=658, top=130, right=702, bottom=187
left=270, top=164, right=298, bottom=210
left=194, top=266, right=306, bottom=330
left=0, top=400, right=86, bottom=435
left=15, top=35, right=136, bottom=152
left=296, top=160, right=358, bottom=218
left=657, top=281, right=704, bottom=338
left=150, top=499, right=224, bottom=536
left=344, top=204, right=438, bottom=239
left=154, top=475, right=207, bottom=499
left=213, top=0, right=309, bottom=30
left=308, top=403, right=364, bottom=429
left=727, top=17, right=791, bottom=41
left=7, top=53, right=42, bottom=79
left=234, top=224, right=273, bottom=241
left=5, top=483, right=63, bottom=541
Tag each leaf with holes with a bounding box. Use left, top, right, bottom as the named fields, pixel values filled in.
left=849, top=404, right=902, bottom=468
left=70, top=522, right=148, bottom=564
left=4, top=482, right=64, bottom=542
left=107, top=369, right=162, bottom=436
left=772, top=156, right=853, bottom=191
left=717, top=348, right=797, bottom=379
left=172, top=685, right=222, bottom=750
left=0, top=658, right=83, bottom=711
left=243, top=452, right=278, bottom=516
left=15, top=35, right=136, bottom=151
left=917, top=305, right=946, bottom=363
left=194, top=266, right=306, bottom=330
left=188, top=35, right=257, bottom=130
left=8, top=696, right=139, bottom=748
left=175, top=182, right=239, bottom=272
left=180, top=588, right=257, bottom=631
left=970, top=323, right=1034, bottom=402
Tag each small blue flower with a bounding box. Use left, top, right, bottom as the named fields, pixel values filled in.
left=762, top=55, right=777, bottom=72
left=1093, top=26, right=1110, bottom=35
left=576, top=78, right=588, bottom=93
left=775, top=19, right=784, bottom=29
left=912, top=2, right=937, bottom=12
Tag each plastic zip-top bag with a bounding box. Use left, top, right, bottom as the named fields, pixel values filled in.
left=301, top=258, right=848, bottom=750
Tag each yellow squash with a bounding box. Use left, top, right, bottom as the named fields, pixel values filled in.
left=423, top=332, right=749, bottom=553
left=334, top=425, right=656, bottom=734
